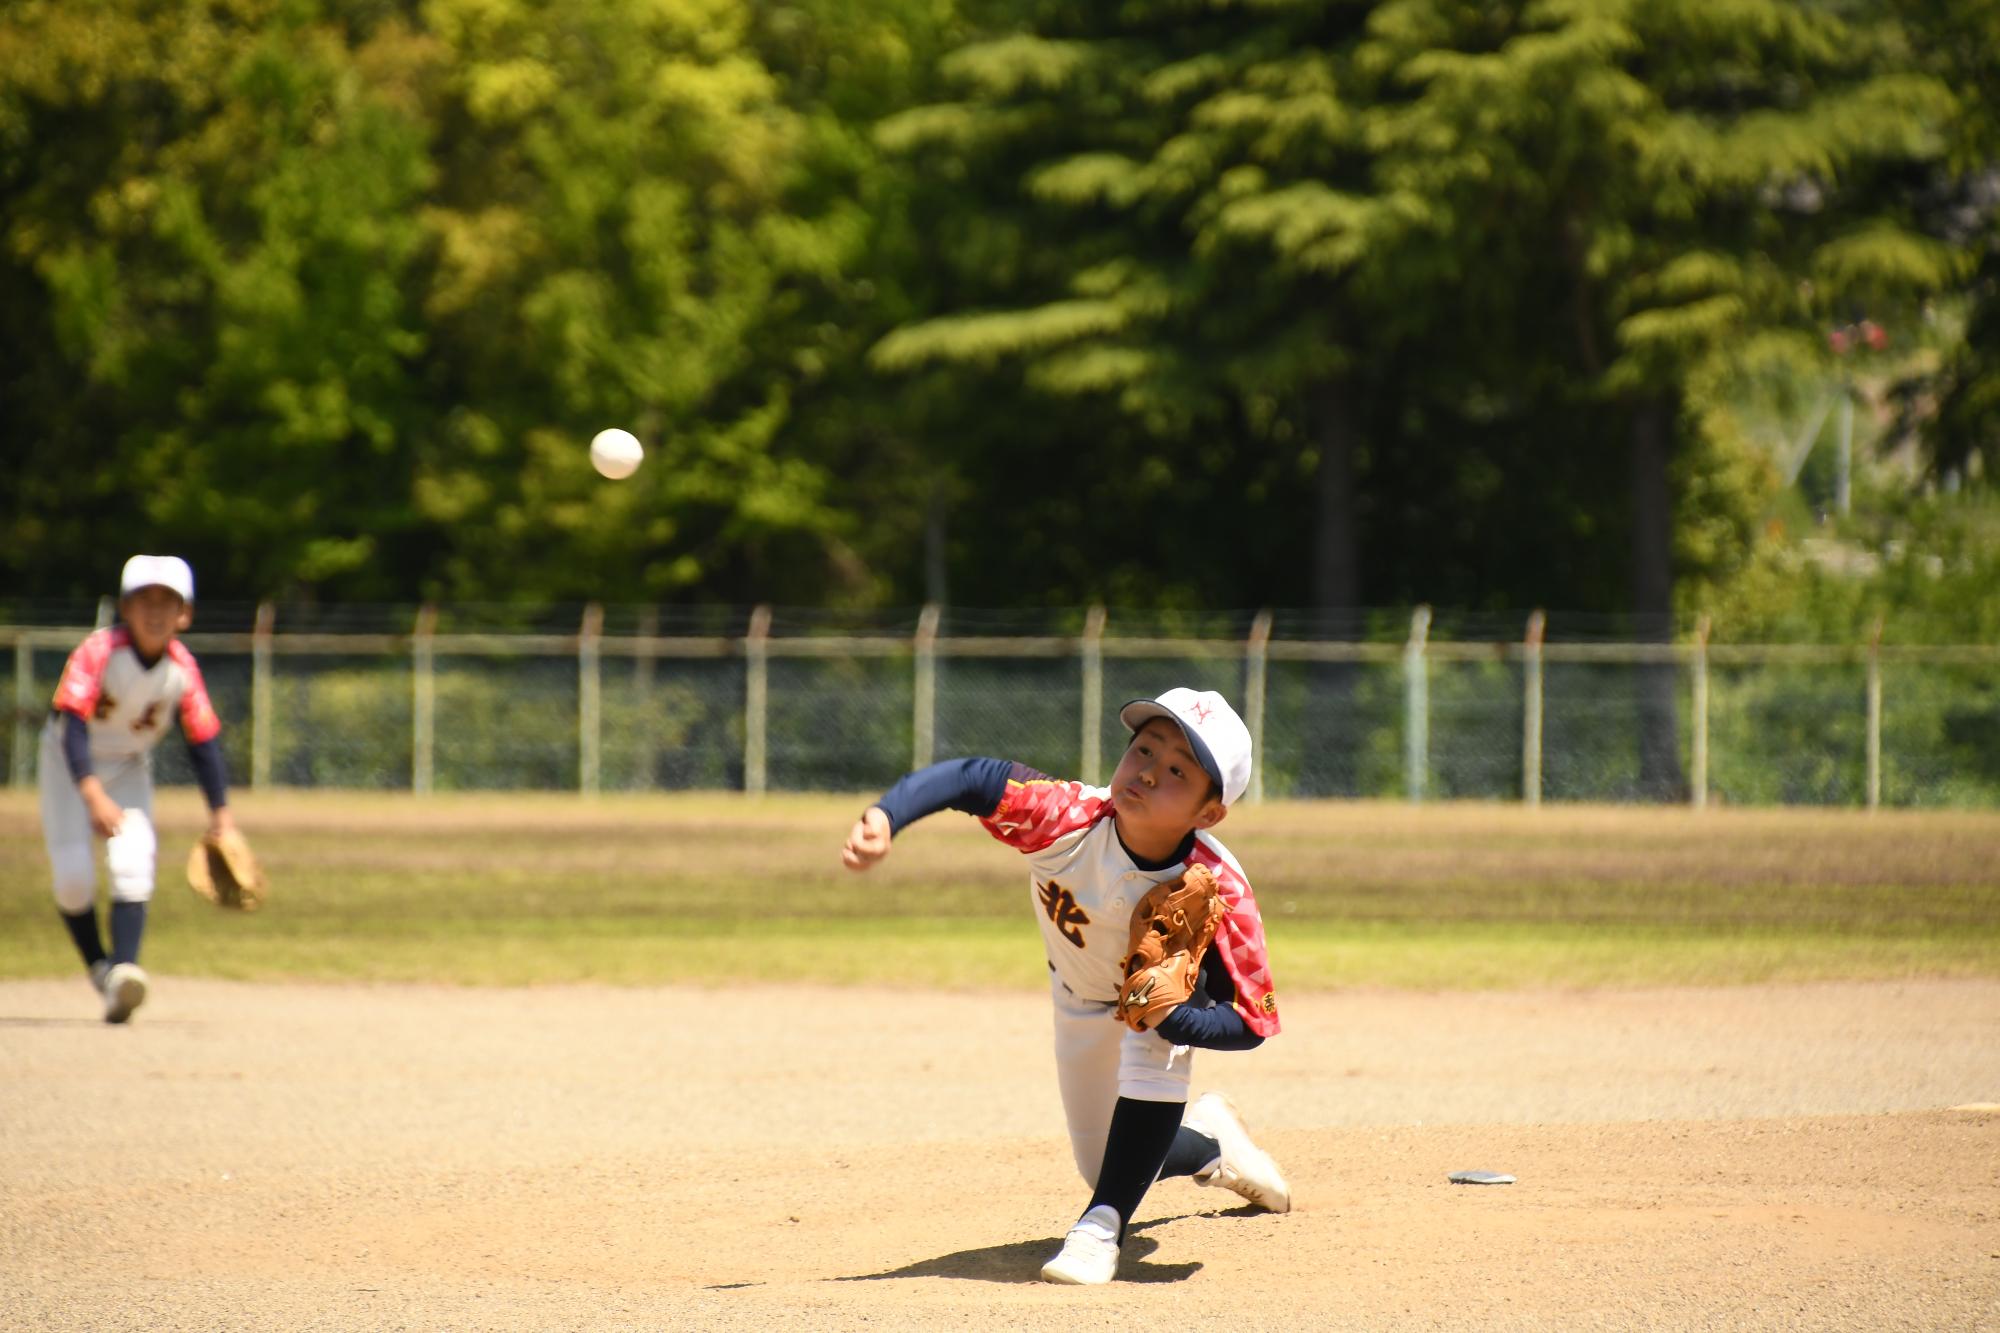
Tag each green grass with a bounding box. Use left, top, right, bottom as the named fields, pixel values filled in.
left=3, top=790, right=1996, bottom=990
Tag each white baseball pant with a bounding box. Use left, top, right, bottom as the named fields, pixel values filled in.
left=1049, top=972, right=1193, bottom=1187
left=38, top=722, right=157, bottom=913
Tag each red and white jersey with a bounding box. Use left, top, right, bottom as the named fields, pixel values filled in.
left=981, top=775, right=1281, bottom=1038
left=51, top=626, right=222, bottom=762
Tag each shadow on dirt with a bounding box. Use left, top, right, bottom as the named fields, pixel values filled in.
left=0, top=1016, right=205, bottom=1029
left=832, top=1214, right=1204, bottom=1285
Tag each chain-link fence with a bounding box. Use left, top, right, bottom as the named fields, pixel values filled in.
left=6, top=604, right=1997, bottom=807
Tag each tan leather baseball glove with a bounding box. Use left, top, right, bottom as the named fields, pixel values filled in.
left=1115, top=864, right=1225, bottom=1032
left=187, top=829, right=268, bottom=911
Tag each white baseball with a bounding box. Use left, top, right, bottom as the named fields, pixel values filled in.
left=589, top=428, right=644, bottom=480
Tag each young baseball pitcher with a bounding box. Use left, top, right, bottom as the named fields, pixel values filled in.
left=39, top=556, right=239, bottom=1022
left=841, top=687, right=1290, bottom=1284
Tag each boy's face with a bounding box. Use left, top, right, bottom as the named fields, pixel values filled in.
left=122, top=585, right=186, bottom=655
left=1109, top=719, right=1226, bottom=845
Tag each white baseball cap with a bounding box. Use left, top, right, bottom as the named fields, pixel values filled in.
left=1119, top=687, right=1253, bottom=806
left=120, top=555, right=195, bottom=603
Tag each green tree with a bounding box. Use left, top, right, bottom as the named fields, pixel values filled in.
left=0, top=0, right=436, bottom=601
left=0, top=0, right=882, bottom=606
left=862, top=0, right=1958, bottom=794
left=413, top=0, right=859, bottom=603
left=1360, top=0, right=1958, bottom=791
left=747, top=0, right=981, bottom=605
left=870, top=5, right=1394, bottom=614
left=1894, top=0, right=1999, bottom=485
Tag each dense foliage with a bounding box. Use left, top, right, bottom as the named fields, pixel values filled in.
left=1, top=0, right=1991, bottom=631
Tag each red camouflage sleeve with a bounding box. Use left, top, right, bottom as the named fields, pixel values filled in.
left=167, top=641, right=222, bottom=744
left=979, top=775, right=1112, bottom=854
left=1189, top=844, right=1281, bottom=1037
left=51, top=627, right=119, bottom=719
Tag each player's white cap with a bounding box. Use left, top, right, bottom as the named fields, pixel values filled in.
left=120, top=554, right=195, bottom=603
left=1119, top=687, right=1253, bottom=806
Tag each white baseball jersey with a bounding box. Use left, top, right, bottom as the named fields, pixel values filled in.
left=51, top=626, right=221, bottom=762
left=980, top=775, right=1281, bottom=1038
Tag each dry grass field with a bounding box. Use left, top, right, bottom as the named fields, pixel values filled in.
left=2, top=790, right=1996, bottom=989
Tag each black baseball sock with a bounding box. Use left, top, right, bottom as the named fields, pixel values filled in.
left=109, top=902, right=147, bottom=966
left=1160, top=1126, right=1222, bottom=1180
left=1086, top=1097, right=1185, bottom=1240
left=60, top=909, right=107, bottom=969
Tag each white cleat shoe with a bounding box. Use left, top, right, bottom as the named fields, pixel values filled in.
left=1184, top=1091, right=1292, bottom=1213
left=102, top=962, right=148, bottom=1025
left=1039, top=1207, right=1120, bottom=1285
left=89, top=959, right=112, bottom=994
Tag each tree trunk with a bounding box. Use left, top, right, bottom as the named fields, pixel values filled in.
left=1307, top=380, right=1362, bottom=795
left=1311, top=381, right=1359, bottom=613
left=1629, top=394, right=1685, bottom=801
left=923, top=480, right=948, bottom=606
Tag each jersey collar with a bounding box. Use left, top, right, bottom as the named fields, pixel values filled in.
left=1114, top=824, right=1198, bottom=872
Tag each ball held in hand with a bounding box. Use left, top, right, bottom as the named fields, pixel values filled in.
left=589, top=428, right=644, bottom=480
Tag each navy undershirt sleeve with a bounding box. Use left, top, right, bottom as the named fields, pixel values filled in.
left=873, top=757, right=1017, bottom=834
left=1154, top=1001, right=1261, bottom=1050
left=60, top=711, right=92, bottom=783
left=1152, top=949, right=1265, bottom=1051
left=186, top=736, right=230, bottom=811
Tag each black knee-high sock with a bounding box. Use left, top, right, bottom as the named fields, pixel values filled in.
left=109, top=902, right=147, bottom=966
left=60, top=909, right=107, bottom=969
left=1087, top=1097, right=1185, bottom=1239
left=1160, top=1126, right=1221, bottom=1180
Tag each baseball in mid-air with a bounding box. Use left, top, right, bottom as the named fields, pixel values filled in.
left=589, top=428, right=644, bottom=480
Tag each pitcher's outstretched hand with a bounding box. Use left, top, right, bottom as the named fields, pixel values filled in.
left=842, top=806, right=892, bottom=871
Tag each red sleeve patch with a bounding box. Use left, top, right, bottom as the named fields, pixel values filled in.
left=979, top=778, right=1111, bottom=854
left=1189, top=845, right=1281, bottom=1037
left=168, top=641, right=222, bottom=744
left=51, top=628, right=121, bottom=719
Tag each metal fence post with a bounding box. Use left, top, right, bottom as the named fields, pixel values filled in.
left=744, top=605, right=770, bottom=796
left=913, top=604, right=940, bottom=772
left=1522, top=610, right=1545, bottom=807
left=413, top=604, right=437, bottom=795
left=11, top=633, right=32, bottom=789
left=251, top=602, right=274, bottom=790
left=1405, top=606, right=1430, bottom=803
left=579, top=603, right=602, bottom=795
left=1245, top=610, right=1272, bottom=803
left=633, top=606, right=658, bottom=792
left=1080, top=605, right=1106, bottom=785
left=1691, top=615, right=1710, bottom=810
left=1866, top=617, right=1883, bottom=810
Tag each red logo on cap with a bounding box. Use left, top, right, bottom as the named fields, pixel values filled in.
left=1190, top=701, right=1213, bottom=723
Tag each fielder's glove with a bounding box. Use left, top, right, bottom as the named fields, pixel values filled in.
left=1115, top=864, right=1225, bottom=1032
left=186, top=829, right=268, bottom=911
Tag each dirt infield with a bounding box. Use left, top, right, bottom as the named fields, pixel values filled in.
left=2, top=978, right=1995, bottom=1331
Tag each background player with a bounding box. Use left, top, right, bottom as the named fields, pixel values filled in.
left=841, top=686, right=1291, bottom=1284
left=39, top=555, right=238, bottom=1023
